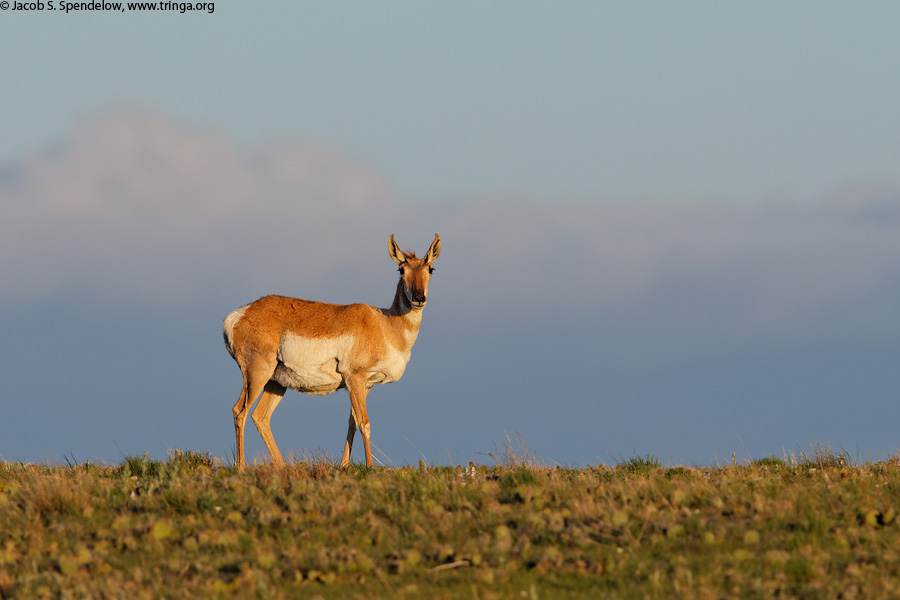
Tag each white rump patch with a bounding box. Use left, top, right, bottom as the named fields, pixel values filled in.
left=222, top=305, right=248, bottom=353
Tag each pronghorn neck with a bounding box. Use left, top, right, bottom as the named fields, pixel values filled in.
left=388, top=278, right=422, bottom=324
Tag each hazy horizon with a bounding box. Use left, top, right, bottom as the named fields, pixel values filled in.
left=2, top=3, right=899, bottom=466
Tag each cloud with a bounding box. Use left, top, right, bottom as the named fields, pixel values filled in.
left=0, top=106, right=395, bottom=305
left=2, top=107, right=899, bottom=355
left=437, top=195, right=900, bottom=337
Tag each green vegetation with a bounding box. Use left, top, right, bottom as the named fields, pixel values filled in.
left=2, top=448, right=900, bottom=598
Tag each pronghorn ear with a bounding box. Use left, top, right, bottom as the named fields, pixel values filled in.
left=425, top=233, right=441, bottom=263
left=389, top=234, right=406, bottom=265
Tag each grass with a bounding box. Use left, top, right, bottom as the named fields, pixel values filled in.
left=2, top=447, right=900, bottom=598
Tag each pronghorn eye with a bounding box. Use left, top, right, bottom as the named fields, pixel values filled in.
left=428, top=266, right=435, bottom=274
left=398, top=267, right=405, bottom=275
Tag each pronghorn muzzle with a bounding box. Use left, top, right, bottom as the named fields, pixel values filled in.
left=407, top=284, right=427, bottom=308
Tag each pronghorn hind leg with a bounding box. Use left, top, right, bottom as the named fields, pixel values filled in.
left=232, top=362, right=275, bottom=470
left=232, top=381, right=251, bottom=471
left=252, top=381, right=288, bottom=468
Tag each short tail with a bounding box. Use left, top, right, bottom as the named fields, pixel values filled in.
left=223, top=306, right=247, bottom=359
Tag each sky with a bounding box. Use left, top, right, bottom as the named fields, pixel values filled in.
left=1, top=2, right=899, bottom=467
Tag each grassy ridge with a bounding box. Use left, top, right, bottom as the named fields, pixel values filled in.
left=2, top=449, right=900, bottom=599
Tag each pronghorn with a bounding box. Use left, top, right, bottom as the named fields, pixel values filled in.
left=223, top=234, right=441, bottom=470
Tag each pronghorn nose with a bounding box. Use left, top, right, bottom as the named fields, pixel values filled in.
left=412, top=292, right=426, bottom=303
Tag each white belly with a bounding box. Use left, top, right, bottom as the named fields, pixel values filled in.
left=272, top=332, right=412, bottom=394
left=273, top=334, right=351, bottom=395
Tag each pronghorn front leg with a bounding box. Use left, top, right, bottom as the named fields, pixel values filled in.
left=341, top=413, right=356, bottom=469
left=340, top=374, right=373, bottom=469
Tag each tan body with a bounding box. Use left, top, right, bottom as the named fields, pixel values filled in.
left=224, top=234, right=441, bottom=469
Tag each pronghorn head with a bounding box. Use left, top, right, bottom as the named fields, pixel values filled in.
left=389, top=233, right=441, bottom=311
